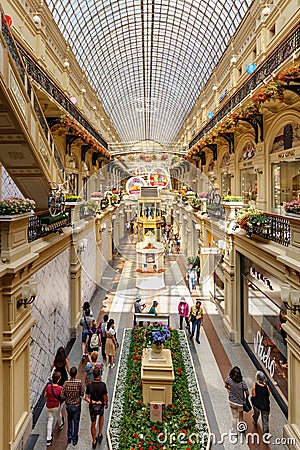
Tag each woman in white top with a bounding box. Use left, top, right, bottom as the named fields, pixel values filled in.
left=105, top=319, right=118, bottom=369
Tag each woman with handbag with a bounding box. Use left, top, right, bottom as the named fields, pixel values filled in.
left=225, top=366, right=249, bottom=432
left=251, top=371, right=270, bottom=435
left=44, top=371, right=64, bottom=447
left=51, top=347, right=70, bottom=386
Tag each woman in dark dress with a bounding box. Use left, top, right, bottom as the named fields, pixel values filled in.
left=51, top=347, right=70, bottom=386
left=251, top=371, right=270, bottom=435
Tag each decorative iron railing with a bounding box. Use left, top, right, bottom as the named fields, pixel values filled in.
left=251, top=213, right=290, bottom=247
left=28, top=212, right=71, bottom=243
left=190, top=24, right=300, bottom=148
left=1, top=14, right=65, bottom=179
left=17, top=48, right=108, bottom=151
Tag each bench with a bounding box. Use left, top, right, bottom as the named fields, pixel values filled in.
left=134, top=313, right=170, bottom=326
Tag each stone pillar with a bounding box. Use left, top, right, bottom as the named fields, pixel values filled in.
left=69, top=242, right=82, bottom=336
left=141, top=348, right=174, bottom=405
left=0, top=214, right=32, bottom=263
left=1, top=274, right=35, bottom=450
left=222, top=231, right=238, bottom=341
left=283, top=311, right=300, bottom=449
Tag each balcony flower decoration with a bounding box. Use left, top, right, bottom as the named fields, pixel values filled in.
left=58, top=115, right=111, bottom=160
left=90, top=192, right=103, bottom=198
left=222, top=195, right=243, bottom=202
left=236, top=208, right=271, bottom=237
left=65, top=195, right=82, bottom=202
left=191, top=197, right=202, bottom=210
left=0, top=196, right=36, bottom=215
left=198, top=191, right=208, bottom=198
left=284, top=200, right=300, bottom=215
left=277, top=65, right=300, bottom=83
left=146, top=323, right=170, bottom=347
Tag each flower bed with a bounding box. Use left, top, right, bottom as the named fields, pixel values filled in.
left=107, top=328, right=209, bottom=450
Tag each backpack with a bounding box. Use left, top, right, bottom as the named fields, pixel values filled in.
left=90, top=332, right=99, bottom=348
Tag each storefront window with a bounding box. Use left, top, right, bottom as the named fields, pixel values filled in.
left=221, top=172, right=231, bottom=196
left=241, top=168, right=257, bottom=205
left=272, top=161, right=300, bottom=214
left=241, top=257, right=287, bottom=410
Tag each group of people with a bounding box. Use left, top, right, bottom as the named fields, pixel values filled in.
left=178, top=297, right=203, bottom=344
left=79, top=302, right=118, bottom=369
left=45, top=302, right=118, bottom=448
left=45, top=362, right=107, bottom=448
left=225, top=366, right=270, bottom=436
left=133, top=296, right=159, bottom=325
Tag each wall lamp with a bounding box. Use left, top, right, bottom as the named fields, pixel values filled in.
left=281, top=284, right=300, bottom=314
left=101, top=223, right=107, bottom=232
left=17, top=279, right=38, bottom=308
left=78, top=238, right=87, bottom=254
left=255, top=169, right=263, bottom=174
left=194, top=223, right=201, bottom=231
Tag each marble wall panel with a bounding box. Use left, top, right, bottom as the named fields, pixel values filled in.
left=29, top=248, right=70, bottom=409
left=1, top=165, right=23, bottom=199
left=81, top=228, right=97, bottom=307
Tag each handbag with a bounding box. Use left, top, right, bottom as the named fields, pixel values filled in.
left=190, top=315, right=196, bottom=323
left=243, top=396, right=252, bottom=412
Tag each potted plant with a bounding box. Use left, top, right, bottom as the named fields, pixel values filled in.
left=284, top=200, right=300, bottom=216
left=0, top=196, right=36, bottom=216
left=222, top=195, right=243, bottom=203
left=146, top=323, right=170, bottom=356
left=236, top=208, right=271, bottom=237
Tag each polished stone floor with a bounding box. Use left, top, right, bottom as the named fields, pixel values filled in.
left=25, top=234, right=288, bottom=450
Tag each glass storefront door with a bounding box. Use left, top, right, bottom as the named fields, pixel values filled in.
left=241, top=256, right=288, bottom=414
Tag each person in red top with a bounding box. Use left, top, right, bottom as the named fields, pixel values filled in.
left=178, top=296, right=190, bottom=332
left=44, top=371, right=64, bottom=447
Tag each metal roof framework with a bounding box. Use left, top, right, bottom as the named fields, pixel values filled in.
left=45, top=0, right=252, bottom=148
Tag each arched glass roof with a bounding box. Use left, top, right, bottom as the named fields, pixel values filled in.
left=45, top=0, right=252, bottom=147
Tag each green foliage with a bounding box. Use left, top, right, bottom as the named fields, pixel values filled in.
left=119, top=328, right=203, bottom=449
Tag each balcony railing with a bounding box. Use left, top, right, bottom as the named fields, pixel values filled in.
left=1, top=14, right=65, bottom=179
left=248, top=213, right=290, bottom=247
left=28, top=212, right=71, bottom=243
left=190, top=24, right=300, bottom=149
left=17, top=47, right=108, bottom=151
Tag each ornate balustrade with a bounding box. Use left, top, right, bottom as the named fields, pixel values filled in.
left=247, top=213, right=291, bottom=247
left=28, top=211, right=71, bottom=242
left=1, top=14, right=65, bottom=180
left=190, top=24, right=300, bottom=149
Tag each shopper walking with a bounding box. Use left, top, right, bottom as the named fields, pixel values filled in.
left=86, top=320, right=101, bottom=362
left=60, top=366, right=84, bottom=446
left=79, top=308, right=95, bottom=360
left=251, top=371, right=270, bottom=435
left=105, top=319, right=118, bottom=369
left=85, top=366, right=108, bottom=449
left=51, top=347, right=70, bottom=386
left=186, top=263, right=196, bottom=293
left=189, top=300, right=203, bottom=343
left=225, top=366, right=249, bottom=432
left=85, top=351, right=104, bottom=385
left=178, top=296, right=190, bottom=332
left=100, top=314, right=109, bottom=363
left=44, top=371, right=64, bottom=447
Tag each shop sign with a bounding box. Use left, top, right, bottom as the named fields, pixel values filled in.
left=201, top=247, right=220, bottom=254
left=253, top=330, right=275, bottom=378
left=126, top=176, right=147, bottom=197
left=278, top=150, right=295, bottom=159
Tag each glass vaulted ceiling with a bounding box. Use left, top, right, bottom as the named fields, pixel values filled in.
left=46, top=0, right=252, bottom=148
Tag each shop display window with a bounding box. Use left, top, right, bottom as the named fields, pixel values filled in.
left=221, top=172, right=231, bottom=197
left=242, top=259, right=287, bottom=405
left=241, top=168, right=257, bottom=205
left=272, top=161, right=300, bottom=214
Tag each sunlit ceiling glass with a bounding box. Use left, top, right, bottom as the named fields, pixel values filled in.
left=45, top=0, right=252, bottom=147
